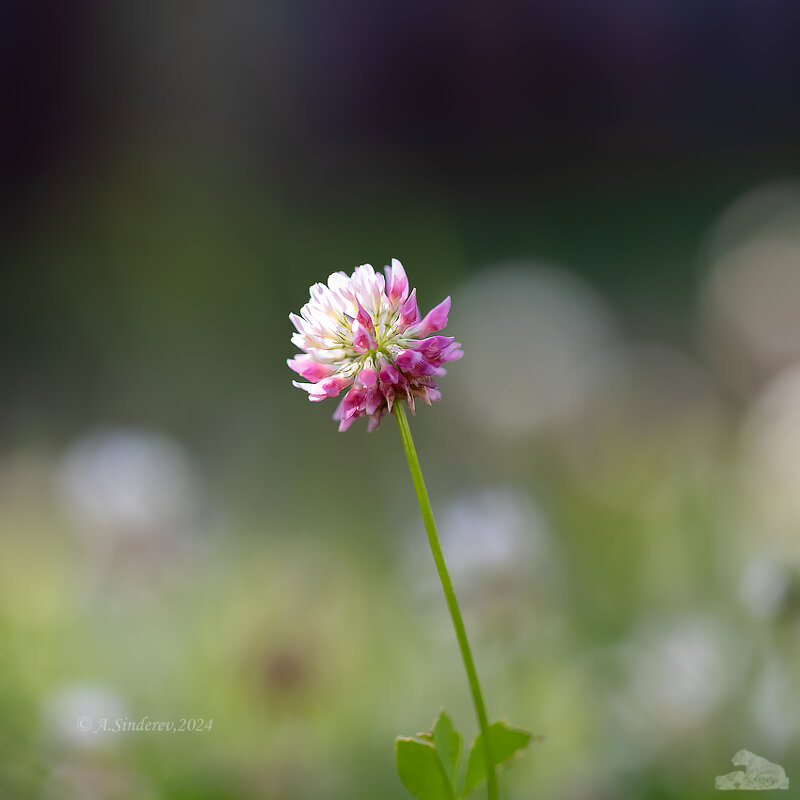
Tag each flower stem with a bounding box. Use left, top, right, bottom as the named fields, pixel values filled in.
left=393, top=401, right=498, bottom=800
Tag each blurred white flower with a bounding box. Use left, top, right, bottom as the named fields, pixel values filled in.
left=704, top=181, right=800, bottom=263
left=435, top=487, right=550, bottom=582
left=56, top=427, right=207, bottom=599
left=42, top=762, right=158, bottom=800
left=741, top=363, right=800, bottom=542
left=43, top=683, right=128, bottom=750
left=739, top=555, right=790, bottom=620
left=57, top=427, right=202, bottom=541
left=404, top=487, right=560, bottom=641
left=450, top=263, right=617, bottom=435
left=749, top=656, right=800, bottom=749
left=614, top=616, right=741, bottom=745
left=701, top=182, right=800, bottom=392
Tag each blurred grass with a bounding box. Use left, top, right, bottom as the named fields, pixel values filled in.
left=1, top=375, right=799, bottom=799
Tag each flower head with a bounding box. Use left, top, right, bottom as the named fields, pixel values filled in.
left=288, top=260, right=463, bottom=431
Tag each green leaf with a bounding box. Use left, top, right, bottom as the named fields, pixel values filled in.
left=462, top=721, right=535, bottom=796
left=432, top=709, right=462, bottom=790
left=396, top=736, right=455, bottom=800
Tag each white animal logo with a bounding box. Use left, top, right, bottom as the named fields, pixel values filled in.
left=715, top=750, right=789, bottom=790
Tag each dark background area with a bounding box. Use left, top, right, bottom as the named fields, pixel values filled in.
left=4, top=1, right=800, bottom=444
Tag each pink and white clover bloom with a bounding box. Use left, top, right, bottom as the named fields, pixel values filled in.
left=288, top=260, right=463, bottom=431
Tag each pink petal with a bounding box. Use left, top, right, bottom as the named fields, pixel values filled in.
left=399, top=288, right=420, bottom=329
left=367, top=411, right=385, bottom=432
left=385, top=258, right=409, bottom=306
left=356, top=367, right=378, bottom=388
left=306, top=376, right=349, bottom=400
left=352, top=320, right=377, bottom=352
left=340, top=387, right=366, bottom=420
left=380, top=383, right=395, bottom=411
left=413, top=337, right=462, bottom=366
left=287, top=356, right=334, bottom=381
left=414, top=336, right=454, bottom=360
left=338, top=416, right=357, bottom=432
left=396, top=349, right=437, bottom=376
left=416, top=296, right=451, bottom=336
left=332, top=395, right=347, bottom=420
left=355, top=299, right=374, bottom=332
left=292, top=379, right=342, bottom=402
left=437, top=341, right=463, bottom=363
left=395, top=374, right=412, bottom=405
left=395, top=349, right=422, bottom=372
left=365, top=386, right=382, bottom=415
left=415, top=361, right=439, bottom=376
left=380, top=363, right=400, bottom=384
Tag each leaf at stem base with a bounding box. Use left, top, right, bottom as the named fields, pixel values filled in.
left=396, top=736, right=455, bottom=800
left=462, top=721, right=537, bottom=796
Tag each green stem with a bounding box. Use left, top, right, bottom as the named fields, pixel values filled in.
left=393, top=401, right=498, bottom=800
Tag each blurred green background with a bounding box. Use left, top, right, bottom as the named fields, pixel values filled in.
left=3, top=2, right=800, bottom=798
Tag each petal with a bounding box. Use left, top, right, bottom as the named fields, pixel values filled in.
left=322, top=376, right=350, bottom=397
left=356, top=367, right=378, bottom=388
left=395, top=374, right=411, bottom=405
left=365, top=386, right=382, bottom=415
left=327, top=271, right=351, bottom=294
left=294, top=376, right=349, bottom=401
left=367, top=410, right=385, bottom=432
left=340, top=387, right=367, bottom=420
left=414, top=335, right=454, bottom=360
left=289, top=313, right=308, bottom=334
left=332, top=395, right=347, bottom=420
left=395, top=349, right=422, bottom=372
left=415, top=296, right=451, bottom=336
left=352, top=320, right=377, bottom=353
left=380, top=363, right=400, bottom=384
left=399, top=288, right=420, bottom=329
left=385, top=258, right=409, bottom=306
left=338, top=416, right=357, bottom=432
left=355, top=298, right=375, bottom=332
left=396, top=349, right=437, bottom=375
left=287, top=355, right=335, bottom=381
left=437, top=341, right=463, bottom=363
left=291, top=380, right=327, bottom=402
left=380, top=382, right=395, bottom=411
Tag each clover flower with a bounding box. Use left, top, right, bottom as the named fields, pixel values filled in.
left=288, top=261, right=521, bottom=798
left=288, top=260, right=463, bottom=431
